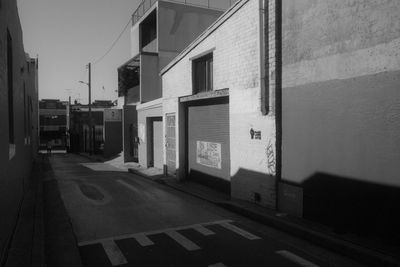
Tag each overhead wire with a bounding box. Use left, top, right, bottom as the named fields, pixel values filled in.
left=92, top=17, right=132, bottom=65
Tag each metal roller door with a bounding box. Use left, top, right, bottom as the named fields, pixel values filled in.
left=187, top=98, right=230, bottom=191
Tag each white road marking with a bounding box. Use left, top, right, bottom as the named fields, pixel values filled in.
left=165, top=230, right=201, bottom=251
left=78, top=219, right=233, bottom=246
left=132, top=233, right=154, bottom=247
left=193, top=224, right=215, bottom=236
left=219, top=222, right=261, bottom=240
left=276, top=250, right=319, bottom=267
left=209, top=263, right=227, bottom=267
left=101, top=239, right=128, bottom=266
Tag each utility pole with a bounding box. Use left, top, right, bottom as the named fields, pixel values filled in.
left=88, top=62, right=92, bottom=155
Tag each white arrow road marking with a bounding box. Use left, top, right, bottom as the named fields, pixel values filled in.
left=276, top=250, right=319, bottom=267
left=165, top=230, right=201, bottom=251
left=101, top=239, right=127, bottom=266
left=219, top=222, right=261, bottom=240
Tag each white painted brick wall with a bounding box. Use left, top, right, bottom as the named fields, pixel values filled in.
left=162, top=0, right=278, bottom=208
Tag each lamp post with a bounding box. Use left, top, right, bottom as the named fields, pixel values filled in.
left=79, top=62, right=92, bottom=155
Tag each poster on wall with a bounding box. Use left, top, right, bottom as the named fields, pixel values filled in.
left=196, top=141, right=221, bottom=169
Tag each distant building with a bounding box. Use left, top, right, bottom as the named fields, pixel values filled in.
left=69, top=100, right=114, bottom=153
left=39, top=99, right=68, bottom=150
left=0, top=0, right=39, bottom=262
left=118, top=0, right=236, bottom=165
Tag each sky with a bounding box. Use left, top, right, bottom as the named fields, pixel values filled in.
left=17, top=0, right=141, bottom=104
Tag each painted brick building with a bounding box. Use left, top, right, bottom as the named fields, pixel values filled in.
left=0, top=0, right=39, bottom=262
left=161, top=0, right=277, bottom=207
left=280, top=0, right=400, bottom=242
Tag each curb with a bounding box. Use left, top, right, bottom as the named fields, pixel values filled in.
left=128, top=168, right=400, bottom=267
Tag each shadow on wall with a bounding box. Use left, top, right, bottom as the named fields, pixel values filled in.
left=300, top=172, right=400, bottom=245
left=188, top=168, right=276, bottom=208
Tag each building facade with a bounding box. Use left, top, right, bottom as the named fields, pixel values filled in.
left=119, top=0, right=236, bottom=167
left=39, top=99, right=68, bottom=150
left=280, top=0, right=400, bottom=242
left=69, top=100, right=114, bottom=154
left=161, top=0, right=277, bottom=207
left=0, top=0, right=39, bottom=262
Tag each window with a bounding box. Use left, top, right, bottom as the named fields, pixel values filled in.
left=193, top=53, right=213, bottom=93
left=7, top=29, right=14, bottom=144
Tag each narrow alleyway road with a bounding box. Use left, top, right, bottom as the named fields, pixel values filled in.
left=48, top=154, right=363, bottom=267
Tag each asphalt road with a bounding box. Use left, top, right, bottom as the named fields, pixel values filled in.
left=49, top=154, right=364, bottom=267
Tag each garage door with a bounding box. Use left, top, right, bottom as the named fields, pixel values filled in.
left=187, top=98, right=230, bottom=191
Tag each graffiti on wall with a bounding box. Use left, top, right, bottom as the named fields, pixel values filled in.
left=266, top=139, right=276, bottom=175
left=196, top=141, right=221, bottom=169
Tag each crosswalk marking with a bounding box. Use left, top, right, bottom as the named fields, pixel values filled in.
left=219, top=222, right=261, bottom=240
left=165, top=230, right=201, bottom=251
left=133, top=233, right=154, bottom=246
left=101, top=239, right=128, bottom=266
left=78, top=219, right=233, bottom=246
left=208, top=263, right=227, bottom=267
left=276, top=250, right=319, bottom=267
left=193, top=224, right=215, bottom=236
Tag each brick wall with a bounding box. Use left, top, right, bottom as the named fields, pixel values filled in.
left=162, top=0, right=278, bottom=208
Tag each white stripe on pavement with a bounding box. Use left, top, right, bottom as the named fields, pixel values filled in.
left=78, top=219, right=233, bottom=246
left=133, top=233, right=154, bottom=247
left=193, top=224, right=215, bottom=236
left=165, top=230, right=201, bottom=251
left=219, top=222, right=261, bottom=240
left=208, top=263, right=227, bottom=267
left=101, top=239, right=128, bottom=266
left=276, top=250, right=319, bottom=267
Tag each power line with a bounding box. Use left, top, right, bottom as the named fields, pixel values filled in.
left=92, top=17, right=132, bottom=65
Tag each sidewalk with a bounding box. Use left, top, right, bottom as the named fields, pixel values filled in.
left=127, top=165, right=400, bottom=267
left=5, top=156, right=83, bottom=267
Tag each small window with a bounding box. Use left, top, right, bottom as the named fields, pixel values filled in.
left=193, top=53, right=213, bottom=93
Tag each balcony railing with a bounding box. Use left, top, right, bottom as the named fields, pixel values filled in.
left=132, top=0, right=238, bottom=26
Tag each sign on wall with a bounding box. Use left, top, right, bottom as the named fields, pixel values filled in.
left=104, top=109, right=122, bottom=122
left=196, top=141, right=221, bottom=169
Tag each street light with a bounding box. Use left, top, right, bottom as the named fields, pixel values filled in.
left=79, top=62, right=92, bottom=155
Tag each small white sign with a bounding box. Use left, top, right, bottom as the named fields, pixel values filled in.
left=196, top=141, right=221, bottom=169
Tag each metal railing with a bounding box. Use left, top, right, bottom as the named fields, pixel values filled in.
left=132, top=0, right=237, bottom=26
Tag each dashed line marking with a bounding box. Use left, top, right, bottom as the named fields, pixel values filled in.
left=276, top=250, right=319, bottom=267
left=209, top=263, right=227, bottom=267
left=132, top=233, right=154, bottom=247
left=165, top=230, right=201, bottom=251
left=219, top=222, right=261, bottom=240
left=193, top=224, right=215, bottom=236
left=101, top=239, right=128, bottom=266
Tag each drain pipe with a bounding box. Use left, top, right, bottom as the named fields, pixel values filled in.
left=260, top=0, right=282, bottom=211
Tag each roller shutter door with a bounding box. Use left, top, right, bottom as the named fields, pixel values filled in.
left=187, top=99, right=230, bottom=191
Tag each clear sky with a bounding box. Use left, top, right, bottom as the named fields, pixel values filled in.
left=17, top=0, right=141, bottom=104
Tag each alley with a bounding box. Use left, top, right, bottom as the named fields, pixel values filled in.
left=46, top=154, right=362, bottom=267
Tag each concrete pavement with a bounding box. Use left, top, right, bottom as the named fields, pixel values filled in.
left=4, top=153, right=398, bottom=266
